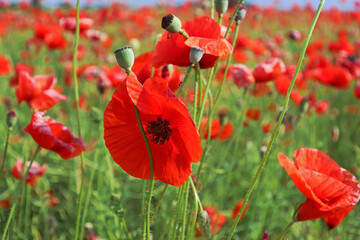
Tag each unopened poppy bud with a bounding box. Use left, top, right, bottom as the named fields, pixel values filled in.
left=114, top=47, right=134, bottom=74
left=235, top=4, right=247, bottom=23
left=91, top=107, right=102, bottom=123
left=6, top=111, right=17, bottom=128
left=332, top=126, right=339, bottom=142
left=189, top=46, right=205, bottom=65
left=215, top=0, right=229, bottom=16
left=198, top=210, right=212, bottom=238
left=300, top=98, right=310, bottom=114
left=161, top=14, right=182, bottom=33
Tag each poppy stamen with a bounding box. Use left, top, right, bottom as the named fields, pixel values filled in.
left=145, top=118, right=172, bottom=145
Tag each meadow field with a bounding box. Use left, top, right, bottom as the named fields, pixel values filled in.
left=0, top=0, right=360, bottom=239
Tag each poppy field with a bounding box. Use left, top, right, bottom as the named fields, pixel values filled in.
left=1, top=0, right=360, bottom=239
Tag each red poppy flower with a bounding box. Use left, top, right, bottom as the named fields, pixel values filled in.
left=314, top=100, right=330, bottom=114
left=25, top=112, right=86, bottom=159
left=262, top=122, right=271, bottom=134
left=278, top=148, right=360, bottom=222
left=132, top=52, right=181, bottom=92
left=152, top=16, right=232, bottom=69
left=11, top=158, right=47, bottom=186
left=354, top=80, right=360, bottom=99
left=196, top=206, right=227, bottom=237
left=9, top=62, right=33, bottom=86
left=59, top=17, right=93, bottom=33
left=232, top=200, right=249, bottom=219
left=323, top=205, right=355, bottom=229
left=246, top=108, right=261, bottom=121
left=0, top=196, right=11, bottom=209
left=253, top=58, right=286, bottom=83
left=103, top=72, right=202, bottom=186
left=312, top=65, right=352, bottom=89
left=253, top=83, right=271, bottom=97
left=217, top=122, right=234, bottom=141
left=0, top=54, right=11, bottom=75
left=200, top=117, right=221, bottom=139
left=16, top=72, right=67, bottom=110
left=228, top=64, right=255, bottom=89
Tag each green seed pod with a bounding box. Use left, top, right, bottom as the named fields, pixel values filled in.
left=300, top=98, right=310, bottom=114
left=235, top=4, right=247, bottom=23
left=198, top=210, right=212, bottom=238
left=114, top=47, right=134, bottom=74
left=215, top=0, right=229, bottom=16
left=161, top=14, right=182, bottom=33
left=189, top=46, right=205, bottom=65
left=6, top=111, right=17, bottom=128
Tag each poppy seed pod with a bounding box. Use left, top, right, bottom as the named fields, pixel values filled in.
left=6, top=111, right=17, bottom=128
left=215, top=0, right=229, bottom=16
left=114, top=47, right=134, bottom=74
left=235, top=4, right=247, bottom=23
left=189, top=46, right=205, bottom=65
left=161, top=14, right=182, bottom=33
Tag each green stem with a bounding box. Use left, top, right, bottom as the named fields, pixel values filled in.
left=189, top=178, right=203, bottom=212
left=210, top=0, right=214, bottom=19
left=72, top=0, right=87, bottom=239
left=197, top=21, right=240, bottom=129
left=142, top=180, right=147, bottom=240
left=1, top=127, right=11, bottom=170
left=79, top=125, right=102, bottom=240
left=193, top=66, right=199, bottom=124
left=151, top=184, right=169, bottom=222
left=224, top=0, right=244, bottom=38
left=186, top=192, right=198, bottom=240
left=276, top=221, right=296, bottom=240
left=181, top=180, right=190, bottom=240
left=2, top=145, right=41, bottom=240
left=177, top=65, right=193, bottom=97
left=133, top=104, right=155, bottom=240
left=226, top=1, right=325, bottom=239
left=24, top=185, right=31, bottom=238
left=172, top=185, right=185, bottom=240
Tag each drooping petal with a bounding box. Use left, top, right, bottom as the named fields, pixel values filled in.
left=30, top=89, right=67, bottom=110
left=185, top=37, right=232, bottom=57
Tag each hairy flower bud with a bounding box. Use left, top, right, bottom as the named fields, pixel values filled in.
left=198, top=210, right=212, bottom=238
left=6, top=111, right=17, bottom=128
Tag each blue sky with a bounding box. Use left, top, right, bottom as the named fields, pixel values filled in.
left=5, top=0, right=357, bottom=10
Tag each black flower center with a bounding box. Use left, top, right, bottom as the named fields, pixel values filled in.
left=145, top=118, right=172, bottom=145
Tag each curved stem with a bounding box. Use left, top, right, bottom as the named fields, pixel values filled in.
left=177, top=65, right=193, bottom=97
left=226, top=1, right=325, bottom=239
left=276, top=221, right=296, bottom=240
left=133, top=104, right=154, bottom=240
left=2, top=145, right=41, bottom=240
left=224, top=0, right=244, bottom=38
left=72, top=1, right=87, bottom=239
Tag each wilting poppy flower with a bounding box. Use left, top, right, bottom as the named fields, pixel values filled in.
left=0, top=54, right=11, bottom=75
left=16, top=72, right=67, bottom=110
left=196, top=206, right=227, bottom=237
left=152, top=16, right=232, bottom=69
left=11, top=159, right=47, bottom=186
left=323, top=205, right=355, bottom=229
left=253, top=58, right=286, bottom=83
left=11, top=158, right=47, bottom=186
left=232, top=200, right=249, bottom=219
left=228, top=64, right=255, bottom=89
left=103, top=72, right=202, bottom=186
left=25, top=112, right=86, bottom=159
left=278, top=148, right=360, bottom=222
